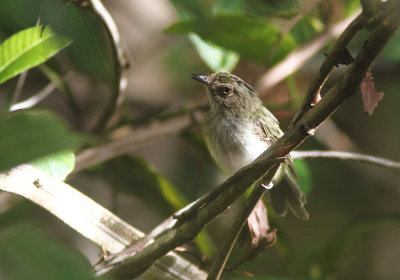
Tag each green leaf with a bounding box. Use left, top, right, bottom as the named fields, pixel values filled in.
left=0, top=25, right=72, bottom=84
left=89, top=156, right=187, bottom=214
left=88, top=156, right=215, bottom=255
left=0, top=224, right=102, bottom=280
left=165, top=15, right=296, bottom=64
left=189, top=33, right=239, bottom=72
left=293, top=159, right=312, bottom=195
left=290, top=16, right=321, bottom=45
left=312, top=215, right=400, bottom=278
left=169, top=0, right=211, bottom=18
left=31, top=150, right=75, bottom=181
left=0, top=111, right=84, bottom=172
left=0, top=0, right=42, bottom=31
left=242, top=0, right=300, bottom=18
left=40, top=0, right=115, bottom=84
left=343, top=0, right=361, bottom=17
left=211, top=0, right=243, bottom=15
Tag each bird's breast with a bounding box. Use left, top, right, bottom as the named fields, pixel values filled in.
left=203, top=114, right=268, bottom=175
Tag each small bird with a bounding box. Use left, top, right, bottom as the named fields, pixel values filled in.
left=190, top=72, right=309, bottom=220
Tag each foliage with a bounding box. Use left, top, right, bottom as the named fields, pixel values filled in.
left=0, top=224, right=104, bottom=280
left=0, top=0, right=399, bottom=279
left=0, top=111, right=83, bottom=172
left=0, top=25, right=72, bottom=84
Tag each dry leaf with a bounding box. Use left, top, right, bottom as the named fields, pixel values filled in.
left=244, top=200, right=276, bottom=260
left=230, top=201, right=277, bottom=271
left=360, top=70, right=384, bottom=115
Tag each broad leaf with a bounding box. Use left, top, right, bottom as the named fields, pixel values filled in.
left=0, top=224, right=100, bottom=280
left=89, top=156, right=187, bottom=214
left=241, top=0, right=300, bottom=18
left=165, top=15, right=296, bottom=64
left=31, top=150, right=75, bottom=181
left=189, top=33, right=239, bottom=72
left=40, top=0, right=115, bottom=84
left=88, top=156, right=215, bottom=255
left=0, top=25, right=72, bottom=84
left=290, top=16, right=321, bottom=45
left=169, top=0, right=211, bottom=18
left=313, top=215, right=400, bottom=278
left=0, top=111, right=84, bottom=172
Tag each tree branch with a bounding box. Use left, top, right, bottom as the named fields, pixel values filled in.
left=94, top=5, right=400, bottom=278
left=292, top=150, right=400, bottom=169
left=289, top=0, right=399, bottom=128
left=0, top=164, right=207, bottom=280
left=74, top=112, right=196, bottom=172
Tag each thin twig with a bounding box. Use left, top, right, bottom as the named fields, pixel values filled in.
left=287, top=12, right=367, bottom=128
left=288, top=0, right=400, bottom=128
left=9, top=82, right=58, bottom=111
left=11, top=71, right=28, bottom=106
left=292, top=150, right=400, bottom=169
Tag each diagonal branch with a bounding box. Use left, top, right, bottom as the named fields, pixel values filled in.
left=94, top=4, right=400, bottom=279
left=288, top=0, right=400, bottom=128
left=0, top=164, right=207, bottom=280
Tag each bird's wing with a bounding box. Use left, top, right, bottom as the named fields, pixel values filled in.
left=254, top=112, right=298, bottom=178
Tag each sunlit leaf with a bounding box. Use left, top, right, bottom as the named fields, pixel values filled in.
left=0, top=25, right=72, bottom=84
left=0, top=111, right=84, bottom=172
left=189, top=33, right=239, bottom=72
left=0, top=224, right=101, bottom=280
left=31, top=150, right=75, bottom=181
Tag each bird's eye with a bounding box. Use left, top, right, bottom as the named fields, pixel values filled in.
left=222, top=87, right=232, bottom=95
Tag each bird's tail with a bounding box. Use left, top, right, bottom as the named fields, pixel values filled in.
left=264, top=169, right=309, bottom=220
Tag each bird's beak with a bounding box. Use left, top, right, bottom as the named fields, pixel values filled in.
left=189, top=74, right=210, bottom=85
